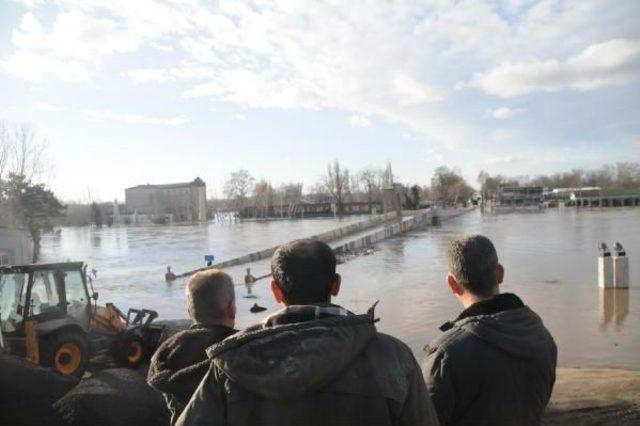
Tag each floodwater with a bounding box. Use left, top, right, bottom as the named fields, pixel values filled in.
left=40, top=208, right=640, bottom=369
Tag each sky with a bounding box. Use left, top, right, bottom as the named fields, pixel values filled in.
left=1, top=0, right=639, bottom=202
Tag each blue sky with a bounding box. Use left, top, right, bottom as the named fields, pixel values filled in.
left=1, top=0, right=639, bottom=201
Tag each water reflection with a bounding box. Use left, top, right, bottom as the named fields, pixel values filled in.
left=599, top=289, right=630, bottom=330
left=91, top=232, right=101, bottom=248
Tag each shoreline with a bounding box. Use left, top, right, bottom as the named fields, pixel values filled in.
left=544, top=367, right=640, bottom=424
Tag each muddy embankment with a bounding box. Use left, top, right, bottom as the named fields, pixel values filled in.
left=543, top=367, right=640, bottom=425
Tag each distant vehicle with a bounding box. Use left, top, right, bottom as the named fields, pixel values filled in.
left=0, top=262, right=165, bottom=377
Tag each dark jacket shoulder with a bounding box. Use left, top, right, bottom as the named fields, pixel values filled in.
left=179, top=307, right=439, bottom=426
left=423, top=297, right=557, bottom=426
left=147, top=324, right=236, bottom=423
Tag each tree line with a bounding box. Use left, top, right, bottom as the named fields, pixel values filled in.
left=477, top=162, right=640, bottom=200
left=220, top=161, right=477, bottom=217
left=0, top=122, right=65, bottom=262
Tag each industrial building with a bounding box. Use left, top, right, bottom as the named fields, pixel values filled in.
left=494, top=186, right=544, bottom=210
left=124, top=177, right=207, bottom=223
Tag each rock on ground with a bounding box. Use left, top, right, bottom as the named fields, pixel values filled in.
left=0, top=353, right=79, bottom=426
left=53, top=368, right=169, bottom=426
left=543, top=367, right=640, bottom=425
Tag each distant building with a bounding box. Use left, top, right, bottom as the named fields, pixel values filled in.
left=570, top=188, right=640, bottom=208
left=544, top=186, right=602, bottom=207
left=125, top=177, right=207, bottom=223
left=495, top=186, right=543, bottom=209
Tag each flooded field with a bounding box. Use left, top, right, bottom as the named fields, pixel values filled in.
left=41, top=209, right=640, bottom=369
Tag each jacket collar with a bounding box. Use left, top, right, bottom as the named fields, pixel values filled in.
left=439, top=293, right=525, bottom=332
left=190, top=322, right=237, bottom=333
left=264, top=303, right=351, bottom=327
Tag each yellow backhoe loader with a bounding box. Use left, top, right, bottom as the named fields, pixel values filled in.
left=0, top=262, right=165, bottom=377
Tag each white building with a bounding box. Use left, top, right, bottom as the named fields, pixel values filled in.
left=125, top=177, right=207, bottom=223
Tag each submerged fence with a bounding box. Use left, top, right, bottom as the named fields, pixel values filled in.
left=170, top=211, right=399, bottom=279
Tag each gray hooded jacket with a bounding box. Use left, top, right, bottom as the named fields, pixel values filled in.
left=177, top=305, right=439, bottom=426
left=422, top=294, right=557, bottom=426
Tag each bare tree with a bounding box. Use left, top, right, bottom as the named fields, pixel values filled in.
left=0, top=122, right=47, bottom=183
left=306, top=183, right=332, bottom=204
left=11, top=123, right=46, bottom=181
left=430, top=166, right=474, bottom=206
left=0, top=123, right=10, bottom=180
left=615, top=162, right=640, bottom=189
left=359, top=167, right=381, bottom=213
left=251, top=179, right=273, bottom=218
left=324, top=160, right=350, bottom=215
left=223, top=169, right=254, bottom=213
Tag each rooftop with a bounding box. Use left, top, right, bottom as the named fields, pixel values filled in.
left=601, top=189, right=640, bottom=197
left=126, top=177, right=205, bottom=191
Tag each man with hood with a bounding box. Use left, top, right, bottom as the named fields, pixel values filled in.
left=423, top=235, right=557, bottom=425
left=148, top=269, right=237, bottom=424
left=177, top=239, right=439, bottom=425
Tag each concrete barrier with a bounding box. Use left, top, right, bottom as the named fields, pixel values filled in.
left=333, top=207, right=474, bottom=254
left=172, top=212, right=400, bottom=279
left=598, top=255, right=614, bottom=288
left=613, top=256, right=629, bottom=288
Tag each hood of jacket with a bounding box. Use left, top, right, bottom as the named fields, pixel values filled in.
left=206, top=306, right=377, bottom=400
left=452, top=305, right=552, bottom=360
left=147, top=324, right=236, bottom=401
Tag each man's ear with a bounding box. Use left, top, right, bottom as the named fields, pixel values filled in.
left=447, top=274, right=464, bottom=296
left=186, top=298, right=194, bottom=319
left=497, top=264, right=505, bottom=285
left=227, top=299, right=237, bottom=320
left=330, top=274, right=341, bottom=297
left=271, top=280, right=285, bottom=304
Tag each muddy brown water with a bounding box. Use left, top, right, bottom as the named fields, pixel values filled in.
left=41, top=208, right=640, bottom=369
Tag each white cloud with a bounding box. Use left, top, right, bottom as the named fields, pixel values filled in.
left=150, top=42, right=174, bottom=52
left=469, top=39, right=640, bottom=97
left=490, top=106, right=523, bottom=120
left=12, top=10, right=140, bottom=62
left=350, top=114, right=371, bottom=128
left=127, top=62, right=213, bottom=83
left=180, top=37, right=220, bottom=64
left=392, top=73, right=445, bottom=105
left=33, top=101, right=188, bottom=126
left=36, top=102, right=64, bottom=111
left=13, top=0, right=45, bottom=8
left=1, top=50, right=88, bottom=81
left=127, top=68, right=171, bottom=83
left=3, top=0, right=639, bottom=150
left=82, top=110, right=188, bottom=126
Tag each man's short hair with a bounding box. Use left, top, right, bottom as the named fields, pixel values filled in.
left=446, top=235, right=499, bottom=297
left=271, top=239, right=336, bottom=305
left=185, top=269, right=235, bottom=324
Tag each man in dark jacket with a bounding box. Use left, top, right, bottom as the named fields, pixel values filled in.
left=423, top=235, right=557, bottom=426
left=148, top=269, right=237, bottom=424
left=177, top=239, right=439, bottom=426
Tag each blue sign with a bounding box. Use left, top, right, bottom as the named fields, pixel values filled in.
left=204, top=255, right=215, bottom=262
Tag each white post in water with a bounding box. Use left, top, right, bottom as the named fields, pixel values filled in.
left=613, top=242, right=629, bottom=288
left=598, top=242, right=613, bottom=288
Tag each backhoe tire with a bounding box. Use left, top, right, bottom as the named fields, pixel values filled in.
left=41, top=330, right=89, bottom=378
left=113, top=331, right=146, bottom=368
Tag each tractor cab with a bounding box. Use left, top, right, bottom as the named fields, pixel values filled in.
left=0, top=262, right=164, bottom=377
